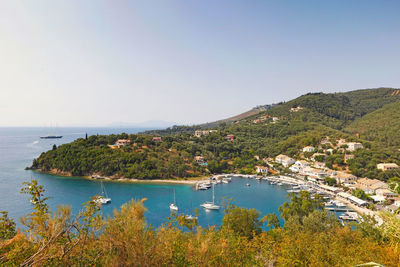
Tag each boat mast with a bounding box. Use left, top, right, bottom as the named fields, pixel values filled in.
left=212, top=184, right=215, bottom=204
left=173, top=188, right=176, bottom=204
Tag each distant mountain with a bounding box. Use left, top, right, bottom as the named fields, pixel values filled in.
left=107, top=120, right=176, bottom=129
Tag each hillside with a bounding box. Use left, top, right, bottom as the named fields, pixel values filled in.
left=31, top=87, right=400, bottom=180
left=345, top=99, right=400, bottom=147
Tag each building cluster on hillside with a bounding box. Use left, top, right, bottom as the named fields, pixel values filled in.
left=194, top=130, right=217, bottom=137
left=271, top=136, right=400, bottom=213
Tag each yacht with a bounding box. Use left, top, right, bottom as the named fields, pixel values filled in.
left=40, top=135, right=63, bottom=139
left=200, top=184, right=220, bottom=210
left=186, top=199, right=197, bottom=220
left=94, top=181, right=111, bottom=205
left=169, top=189, right=178, bottom=211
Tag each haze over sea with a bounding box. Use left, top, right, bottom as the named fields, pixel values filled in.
left=0, top=127, right=289, bottom=228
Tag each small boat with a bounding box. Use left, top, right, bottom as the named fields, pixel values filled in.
left=222, top=179, right=229, bottom=184
left=198, top=184, right=210, bottom=190
left=169, top=189, right=178, bottom=211
left=246, top=183, right=250, bottom=187
left=201, top=184, right=220, bottom=210
left=185, top=214, right=198, bottom=220
left=94, top=181, right=111, bottom=205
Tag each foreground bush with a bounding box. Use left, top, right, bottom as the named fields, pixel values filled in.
left=1, top=181, right=399, bottom=266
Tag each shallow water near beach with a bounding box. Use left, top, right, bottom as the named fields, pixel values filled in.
left=0, top=127, right=289, bottom=229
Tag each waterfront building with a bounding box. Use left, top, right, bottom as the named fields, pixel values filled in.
left=355, top=178, right=389, bottom=194
left=256, top=166, right=268, bottom=174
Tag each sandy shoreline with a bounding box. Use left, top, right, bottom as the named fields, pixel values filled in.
left=33, top=169, right=212, bottom=185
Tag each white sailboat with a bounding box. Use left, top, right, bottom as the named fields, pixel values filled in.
left=94, top=181, right=111, bottom=205
left=169, top=189, right=178, bottom=211
left=200, top=184, right=220, bottom=210
left=185, top=199, right=198, bottom=220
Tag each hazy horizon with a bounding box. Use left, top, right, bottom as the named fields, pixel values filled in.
left=1, top=1, right=399, bottom=127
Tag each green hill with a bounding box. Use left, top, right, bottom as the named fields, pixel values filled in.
left=345, top=99, right=400, bottom=147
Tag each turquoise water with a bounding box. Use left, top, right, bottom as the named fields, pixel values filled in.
left=0, top=127, right=289, bottom=229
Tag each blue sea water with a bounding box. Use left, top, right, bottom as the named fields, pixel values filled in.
left=0, top=127, right=289, bottom=229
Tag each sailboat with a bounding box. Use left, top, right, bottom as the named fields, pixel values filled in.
left=169, top=189, right=178, bottom=211
left=94, top=181, right=111, bottom=205
left=200, top=184, right=220, bottom=210
left=185, top=199, right=198, bottom=220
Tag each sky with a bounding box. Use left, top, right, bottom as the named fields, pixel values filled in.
left=0, top=1, right=399, bottom=127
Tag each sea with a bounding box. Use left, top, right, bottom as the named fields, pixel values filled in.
left=0, top=127, right=290, bottom=229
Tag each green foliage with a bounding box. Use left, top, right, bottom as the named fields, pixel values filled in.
left=278, top=191, right=324, bottom=223
left=324, top=177, right=337, bottom=186
left=0, top=211, right=16, bottom=240
left=222, top=204, right=263, bottom=238
left=352, top=189, right=370, bottom=201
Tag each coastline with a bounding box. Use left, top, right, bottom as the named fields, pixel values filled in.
left=32, top=169, right=212, bottom=185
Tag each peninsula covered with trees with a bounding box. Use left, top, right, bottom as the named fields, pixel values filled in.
left=30, top=88, right=400, bottom=182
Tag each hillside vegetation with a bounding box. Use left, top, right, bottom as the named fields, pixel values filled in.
left=345, top=100, right=400, bottom=147
left=31, top=88, right=400, bottom=180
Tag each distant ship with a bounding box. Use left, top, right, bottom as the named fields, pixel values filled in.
left=40, top=135, right=63, bottom=139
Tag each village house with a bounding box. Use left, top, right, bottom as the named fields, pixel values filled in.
left=375, top=188, right=397, bottom=198
left=346, top=142, right=363, bottom=152
left=194, top=130, right=217, bottom=137
left=300, top=167, right=327, bottom=181
left=275, top=154, right=295, bottom=167
left=272, top=117, right=279, bottom=122
left=333, top=171, right=357, bottom=184
left=302, top=146, right=315, bottom=153
left=225, top=134, right=234, bottom=141
left=377, top=163, right=399, bottom=171
left=256, top=166, right=268, bottom=174
left=290, top=106, right=303, bottom=112
left=289, top=160, right=310, bottom=173
left=152, top=137, right=162, bottom=143
left=116, top=139, right=131, bottom=147
left=355, top=178, right=389, bottom=195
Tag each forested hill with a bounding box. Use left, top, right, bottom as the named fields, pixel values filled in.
left=32, top=87, right=400, bottom=180
left=345, top=100, right=400, bottom=147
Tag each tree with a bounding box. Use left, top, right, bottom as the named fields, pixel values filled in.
left=352, top=189, right=369, bottom=200
left=278, top=191, right=324, bottom=223
left=262, top=213, right=281, bottom=229
left=0, top=211, right=16, bottom=240
left=222, top=205, right=263, bottom=238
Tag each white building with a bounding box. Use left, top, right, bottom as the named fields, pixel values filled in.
left=289, top=160, right=310, bottom=173
left=275, top=154, right=295, bottom=167
left=377, top=163, right=399, bottom=172
left=256, top=166, right=268, bottom=174
left=347, top=142, right=363, bottom=151
left=302, top=146, right=315, bottom=153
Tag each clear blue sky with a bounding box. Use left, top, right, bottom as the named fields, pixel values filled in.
left=0, top=0, right=399, bottom=126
